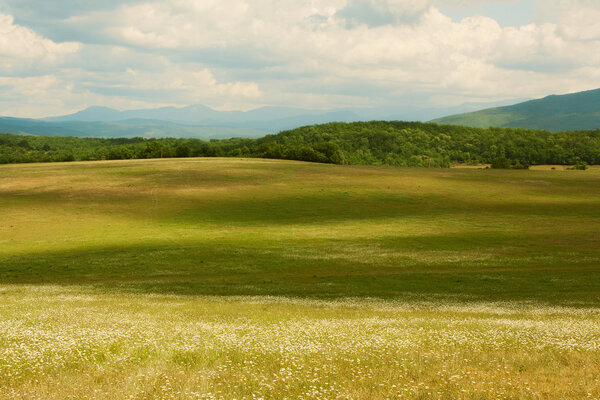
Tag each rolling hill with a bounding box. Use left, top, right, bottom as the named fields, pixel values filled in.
left=432, top=88, right=600, bottom=131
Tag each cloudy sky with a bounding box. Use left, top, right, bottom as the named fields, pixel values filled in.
left=0, top=0, right=599, bottom=118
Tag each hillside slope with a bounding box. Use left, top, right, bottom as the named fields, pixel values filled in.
left=432, top=88, right=600, bottom=131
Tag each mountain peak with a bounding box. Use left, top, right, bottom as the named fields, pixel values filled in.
left=44, top=106, right=122, bottom=122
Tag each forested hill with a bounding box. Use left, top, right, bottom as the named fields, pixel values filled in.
left=1, top=121, right=599, bottom=167
left=432, top=88, right=600, bottom=132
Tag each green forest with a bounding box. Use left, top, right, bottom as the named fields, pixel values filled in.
left=1, top=121, right=599, bottom=167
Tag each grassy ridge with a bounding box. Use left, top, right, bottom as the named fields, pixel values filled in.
left=1, top=159, right=600, bottom=399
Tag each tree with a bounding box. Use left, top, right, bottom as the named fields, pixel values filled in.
left=175, top=144, right=191, bottom=158
left=491, top=157, right=511, bottom=169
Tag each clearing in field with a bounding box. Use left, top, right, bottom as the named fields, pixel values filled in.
left=1, top=158, right=599, bottom=399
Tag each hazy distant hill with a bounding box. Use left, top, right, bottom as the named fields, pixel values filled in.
left=43, top=105, right=364, bottom=132
left=45, top=101, right=523, bottom=128
left=432, top=89, right=600, bottom=131
left=1, top=100, right=524, bottom=139
left=0, top=117, right=266, bottom=139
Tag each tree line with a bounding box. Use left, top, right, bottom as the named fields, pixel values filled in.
left=1, top=121, right=599, bottom=167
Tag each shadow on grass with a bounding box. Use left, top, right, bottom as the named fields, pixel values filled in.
left=2, top=232, right=599, bottom=305
left=3, top=186, right=600, bottom=230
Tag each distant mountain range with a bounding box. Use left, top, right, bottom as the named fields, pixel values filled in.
left=432, top=89, right=600, bottom=132
left=0, top=100, right=522, bottom=139
left=43, top=105, right=363, bottom=130
left=2, top=89, right=599, bottom=140
left=0, top=117, right=268, bottom=140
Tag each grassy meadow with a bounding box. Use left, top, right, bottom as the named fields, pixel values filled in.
left=1, top=158, right=599, bottom=399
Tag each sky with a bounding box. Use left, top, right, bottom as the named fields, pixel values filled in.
left=0, top=0, right=599, bottom=118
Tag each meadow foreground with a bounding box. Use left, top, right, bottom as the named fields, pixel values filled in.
left=1, top=159, right=599, bottom=399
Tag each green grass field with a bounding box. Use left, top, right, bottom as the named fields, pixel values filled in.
left=1, top=158, right=599, bottom=399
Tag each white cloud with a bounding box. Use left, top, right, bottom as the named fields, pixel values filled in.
left=557, top=6, right=600, bottom=41
left=0, top=60, right=262, bottom=117
left=118, top=65, right=262, bottom=102
left=0, top=74, right=170, bottom=117
left=94, top=2, right=598, bottom=80
left=0, top=14, right=80, bottom=71
left=1, top=1, right=600, bottom=116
